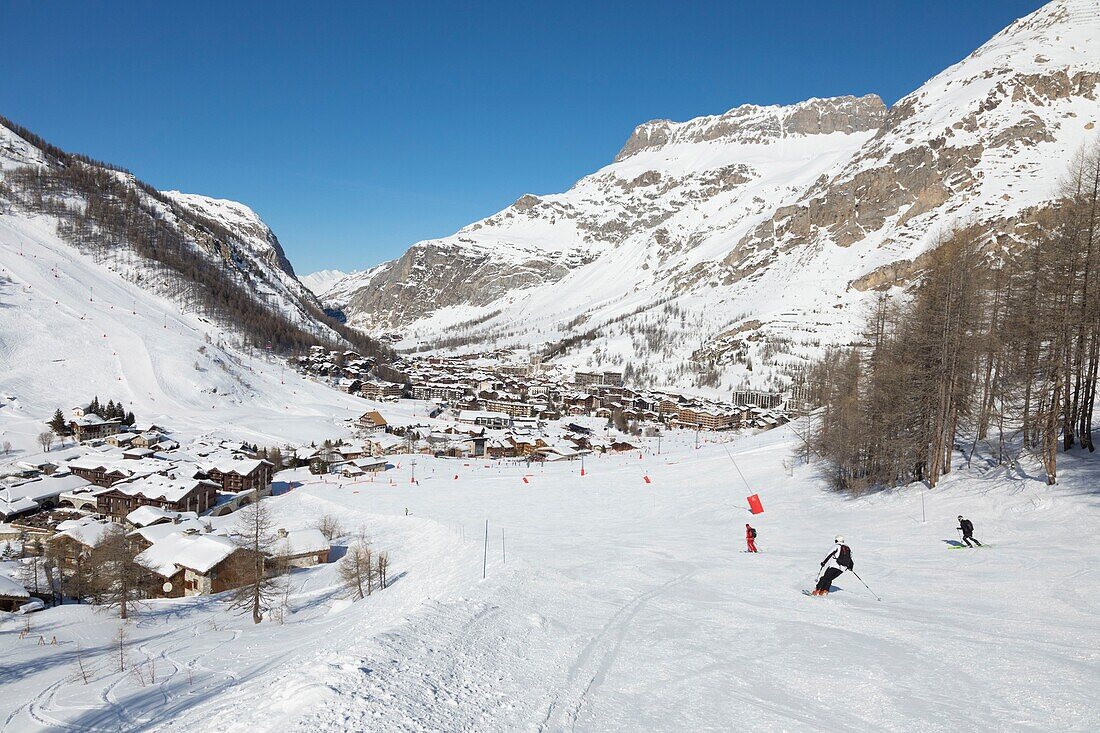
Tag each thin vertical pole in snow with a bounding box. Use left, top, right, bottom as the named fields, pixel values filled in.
left=483, top=519, right=488, bottom=579
left=501, top=528, right=506, bottom=564
left=921, top=484, right=927, bottom=523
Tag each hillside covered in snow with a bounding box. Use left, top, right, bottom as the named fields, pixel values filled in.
left=0, top=117, right=389, bottom=453
left=2, top=425, right=1096, bottom=731
left=322, top=0, right=1100, bottom=394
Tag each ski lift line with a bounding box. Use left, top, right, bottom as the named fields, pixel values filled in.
left=722, top=445, right=753, bottom=494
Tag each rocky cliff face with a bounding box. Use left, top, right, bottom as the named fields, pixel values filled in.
left=324, top=0, right=1100, bottom=392
left=614, top=94, right=887, bottom=161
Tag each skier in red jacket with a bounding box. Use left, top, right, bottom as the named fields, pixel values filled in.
left=745, top=523, right=758, bottom=553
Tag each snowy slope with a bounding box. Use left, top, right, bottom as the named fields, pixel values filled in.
left=0, top=116, right=370, bottom=350
left=0, top=212, right=372, bottom=454
left=300, top=269, right=348, bottom=298
left=0, top=113, right=394, bottom=452
left=329, top=0, right=1100, bottom=394
left=2, top=425, right=1097, bottom=731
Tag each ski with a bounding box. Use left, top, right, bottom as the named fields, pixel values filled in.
left=949, top=544, right=992, bottom=549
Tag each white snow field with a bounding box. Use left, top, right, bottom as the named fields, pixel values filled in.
left=0, top=213, right=377, bottom=455
left=2, top=426, right=1097, bottom=732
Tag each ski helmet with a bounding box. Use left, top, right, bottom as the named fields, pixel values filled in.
left=834, top=535, right=845, bottom=544
left=958, top=515, right=963, bottom=519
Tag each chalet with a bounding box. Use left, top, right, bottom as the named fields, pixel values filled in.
left=338, top=378, right=363, bottom=393
left=657, top=397, right=682, bottom=416
left=96, top=475, right=220, bottom=519
left=337, top=457, right=389, bottom=477
left=69, top=413, right=122, bottom=442
left=0, top=576, right=30, bottom=612
left=131, top=432, right=165, bottom=449
left=357, top=411, right=388, bottom=434
left=335, top=443, right=369, bottom=461
left=139, top=532, right=253, bottom=597
left=48, top=517, right=116, bottom=567
left=360, top=380, right=404, bottom=401
left=105, top=432, right=138, bottom=448
left=201, top=458, right=273, bottom=494
left=367, top=433, right=409, bottom=456
left=68, top=456, right=167, bottom=488
left=309, top=448, right=342, bottom=475
left=271, top=528, right=330, bottom=568
left=535, top=443, right=584, bottom=462
left=486, top=438, right=517, bottom=459
left=675, top=407, right=736, bottom=431
left=68, top=462, right=132, bottom=487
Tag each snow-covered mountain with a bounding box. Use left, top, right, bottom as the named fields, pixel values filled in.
left=301, top=269, right=348, bottom=298
left=326, top=0, right=1100, bottom=393
left=0, top=116, right=387, bottom=452
left=0, top=117, right=385, bottom=357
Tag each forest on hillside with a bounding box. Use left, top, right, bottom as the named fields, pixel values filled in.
left=806, top=143, right=1100, bottom=492
left=0, top=115, right=390, bottom=360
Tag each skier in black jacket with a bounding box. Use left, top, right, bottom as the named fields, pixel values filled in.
left=812, top=536, right=853, bottom=596
left=957, top=515, right=982, bottom=547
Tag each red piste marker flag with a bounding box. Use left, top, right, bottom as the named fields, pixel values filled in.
left=747, top=494, right=764, bottom=515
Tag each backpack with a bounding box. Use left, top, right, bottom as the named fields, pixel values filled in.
left=837, top=544, right=854, bottom=570
left=749, top=527, right=757, bottom=539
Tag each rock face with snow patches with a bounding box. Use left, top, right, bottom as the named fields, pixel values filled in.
left=323, top=0, right=1100, bottom=393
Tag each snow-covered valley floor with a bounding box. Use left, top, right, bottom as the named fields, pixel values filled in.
left=2, top=426, right=1098, bottom=732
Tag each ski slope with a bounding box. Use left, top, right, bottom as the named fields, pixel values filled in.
left=2, top=425, right=1097, bottom=732
left=0, top=213, right=371, bottom=454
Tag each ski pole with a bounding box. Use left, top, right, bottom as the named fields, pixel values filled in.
left=849, top=570, right=881, bottom=602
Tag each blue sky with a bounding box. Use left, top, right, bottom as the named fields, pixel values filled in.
left=1, top=1, right=1043, bottom=273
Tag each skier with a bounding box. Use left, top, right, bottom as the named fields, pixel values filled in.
left=812, top=536, right=853, bottom=596
left=957, top=515, right=982, bottom=547
left=745, top=523, right=758, bottom=553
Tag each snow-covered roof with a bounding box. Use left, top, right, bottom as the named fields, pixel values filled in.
left=71, top=413, right=120, bottom=428
left=0, top=574, right=29, bottom=599
left=131, top=518, right=209, bottom=544
left=110, top=475, right=217, bottom=503
left=53, top=517, right=116, bottom=547
left=126, top=505, right=199, bottom=528
left=272, top=528, right=329, bottom=557
left=0, top=496, right=39, bottom=517
left=199, top=457, right=269, bottom=475
left=138, top=532, right=238, bottom=576
left=2, top=474, right=91, bottom=502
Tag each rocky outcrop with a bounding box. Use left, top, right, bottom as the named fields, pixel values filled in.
left=614, top=95, right=887, bottom=162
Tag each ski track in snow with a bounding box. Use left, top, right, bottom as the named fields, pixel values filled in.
left=3, top=427, right=1096, bottom=731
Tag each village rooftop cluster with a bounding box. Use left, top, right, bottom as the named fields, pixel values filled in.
left=0, top=404, right=338, bottom=613
left=296, top=347, right=791, bottom=436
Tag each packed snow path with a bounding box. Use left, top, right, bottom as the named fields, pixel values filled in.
left=2, top=427, right=1097, bottom=731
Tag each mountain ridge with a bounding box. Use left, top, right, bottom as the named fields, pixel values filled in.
left=322, top=0, right=1100, bottom=394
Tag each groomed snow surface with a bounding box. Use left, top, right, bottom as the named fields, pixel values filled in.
left=2, top=425, right=1097, bottom=732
